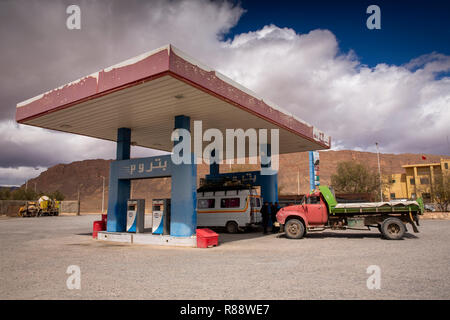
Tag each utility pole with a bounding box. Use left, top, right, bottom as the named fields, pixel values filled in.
left=77, top=184, right=82, bottom=216
left=100, top=176, right=105, bottom=214
left=130, top=182, right=133, bottom=200
left=375, top=142, right=383, bottom=202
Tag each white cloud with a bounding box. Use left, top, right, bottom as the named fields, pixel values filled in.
left=209, top=25, right=450, bottom=156
left=1, top=0, right=449, bottom=185
left=0, top=166, right=46, bottom=187
left=0, top=121, right=164, bottom=185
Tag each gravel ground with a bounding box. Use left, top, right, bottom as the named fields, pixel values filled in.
left=0, top=214, right=449, bottom=300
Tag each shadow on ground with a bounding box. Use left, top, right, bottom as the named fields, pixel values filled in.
left=209, top=226, right=279, bottom=244
left=76, top=232, right=93, bottom=236
left=276, top=231, right=418, bottom=240
left=76, top=226, right=418, bottom=245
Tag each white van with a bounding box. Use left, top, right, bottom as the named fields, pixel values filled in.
left=197, top=188, right=262, bottom=233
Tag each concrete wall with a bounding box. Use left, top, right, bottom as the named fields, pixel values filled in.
left=0, top=200, right=26, bottom=216
left=60, top=201, right=79, bottom=214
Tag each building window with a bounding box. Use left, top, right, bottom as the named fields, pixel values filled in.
left=391, top=179, right=396, bottom=183
left=420, top=177, right=430, bottom=185
left=422, top=193, right=431, bottom=201
left=198, top=199, right=215, bottom=209
left=410, top=178, right=415, bottom=185
left=390, top=193, right=396, bottom=199
left=221, top=198, right=240, bottom=208
left=445, top=163, right=449, bottom=170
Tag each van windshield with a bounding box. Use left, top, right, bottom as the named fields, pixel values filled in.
left=250, top=197, right=261, bottom=208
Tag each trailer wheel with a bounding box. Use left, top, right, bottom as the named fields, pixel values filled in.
left=285, top=219, right=305, bottom=239
left=381, top=218, right=406, bottom=240
left=226, top=221, right=239, bottom=234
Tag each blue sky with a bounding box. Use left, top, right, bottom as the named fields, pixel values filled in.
left=228, top=0, right=450, bottom=67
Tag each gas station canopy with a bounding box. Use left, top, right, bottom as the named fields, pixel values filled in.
left=16, top=44, right=330, bottom=154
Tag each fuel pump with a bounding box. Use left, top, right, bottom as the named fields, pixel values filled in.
left=152, top=199, right=171, bottom=235
left=126, top=199, right=145, bottom=233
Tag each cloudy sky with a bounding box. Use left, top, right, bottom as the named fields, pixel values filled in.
left=0, top=0, right=449, bottom=186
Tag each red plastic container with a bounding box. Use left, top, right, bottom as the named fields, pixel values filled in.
left=93, top=220, right=106, bottom=239
left=196, top=228, right=219, bottom=248
left=101, top=214, right=107, bottom=224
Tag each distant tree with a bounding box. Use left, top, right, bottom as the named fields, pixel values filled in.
left=331, top=161, right=389, bottom=201
left=1, top=187, right=65, bottom=202
left=10, top=188, right=39, bottom=200
left=49, top=190, right=65, bottom=201
left=0, top=187, right=12, bottom=200
left=433, top=172, right=450, bottom=212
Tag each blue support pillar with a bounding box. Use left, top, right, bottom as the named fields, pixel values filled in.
left=260, top=144, right=278, bottom=227
left=106, top=128, right=131, bottom=232
left=116, top=128, right=131, bottom=161
left=170, top=115, right=197, bottom=237
left=260, top=143, right=278, bottom=204
left=309, top=151, right=315, bottom=192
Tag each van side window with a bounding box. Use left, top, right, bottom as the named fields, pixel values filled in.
left=221, top=198, right=240, bottom=208
left=198, top=199, right=215, bottom=209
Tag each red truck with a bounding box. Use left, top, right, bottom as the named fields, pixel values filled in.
left=276, top=186, right=424, bottom=240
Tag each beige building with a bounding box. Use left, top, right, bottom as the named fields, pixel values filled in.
left=385, top=159, right=450, bottom=202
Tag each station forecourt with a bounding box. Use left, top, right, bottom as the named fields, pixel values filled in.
left=15, top=44, right=331, bottom=246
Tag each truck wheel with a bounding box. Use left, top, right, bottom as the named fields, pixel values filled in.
left=381, top=218, right=406, bottom=240
left=226, top=221, right=239, bottom=234
left=285, top=219, right=305, bottom=239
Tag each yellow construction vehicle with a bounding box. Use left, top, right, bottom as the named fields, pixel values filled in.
left=18, top=196, right=60, bottom=217
left=18, top=201, right=39, bottom=217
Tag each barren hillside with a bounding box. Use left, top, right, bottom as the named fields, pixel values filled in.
left=23, top=151, right=446, bottom=212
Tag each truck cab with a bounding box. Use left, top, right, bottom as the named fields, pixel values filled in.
left=276, top=191, right=329, bottom=231
left=301, top=192, right=328, bottom=226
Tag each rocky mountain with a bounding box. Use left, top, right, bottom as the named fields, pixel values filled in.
left=23, top=151, right=447, bottom=212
